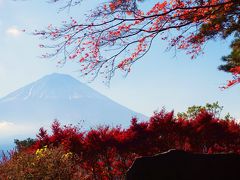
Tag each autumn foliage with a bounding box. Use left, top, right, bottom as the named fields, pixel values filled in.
left=35, top=0, right=240, bottom=87
left=1, top=109, right=240, bottom=179
left=0, top=146, right=89, bottom=179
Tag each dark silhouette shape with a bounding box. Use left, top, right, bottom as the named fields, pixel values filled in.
left=126, top=149, right=240, bottom=180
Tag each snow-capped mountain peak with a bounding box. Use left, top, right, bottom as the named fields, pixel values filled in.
left=0, top=73, right=147, bottom=128
left=1, top=73, right=104, bottom=102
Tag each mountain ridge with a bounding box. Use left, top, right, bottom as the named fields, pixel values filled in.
left=0, top=73, right=105, bottom=102
left=0, top=73, right=146, bottom=128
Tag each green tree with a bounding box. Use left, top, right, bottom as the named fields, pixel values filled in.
left=14, top=138, right=36, bottom=152
left=177, top=102, right=224, bottom=119
left=219, top=36, right=240, bottom=73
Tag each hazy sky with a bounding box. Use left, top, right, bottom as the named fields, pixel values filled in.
left=0, top=0, right=239, bottom=119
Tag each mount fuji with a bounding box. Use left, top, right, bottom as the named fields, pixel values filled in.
left=0, top=74, right=146, bottom=149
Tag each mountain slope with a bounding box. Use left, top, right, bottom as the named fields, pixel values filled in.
left=0, top=73, right=146, bottom=129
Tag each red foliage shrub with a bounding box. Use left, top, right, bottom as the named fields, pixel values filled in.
left=22, top=110, right=240, bottom=179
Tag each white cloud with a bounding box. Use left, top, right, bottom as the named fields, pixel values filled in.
left=0, top=121, right=14, bottom=129
left=6, top=27, right=22, bottom=37
left=0, top=121, right=36, bottom=138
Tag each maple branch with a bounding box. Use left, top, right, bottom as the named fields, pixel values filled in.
left=34, top=0, right=239, bottom=83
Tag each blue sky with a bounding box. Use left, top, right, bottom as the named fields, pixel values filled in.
left=0, top=0, right=239, bottom=119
